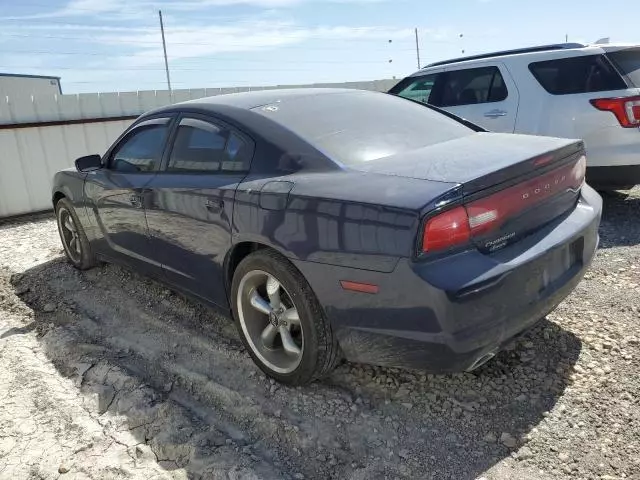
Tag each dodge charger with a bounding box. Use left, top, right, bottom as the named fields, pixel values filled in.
left=51, top=89, right=602, bottom=385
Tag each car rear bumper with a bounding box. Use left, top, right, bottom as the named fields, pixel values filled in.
left=586, top=164, right=640, bottom=190
left=293, top=185, right=602, bottom=372
left=582, top=123, right=640, bottom=169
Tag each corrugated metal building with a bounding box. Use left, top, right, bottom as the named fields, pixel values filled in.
left=0, top=73, right=62, bottom=98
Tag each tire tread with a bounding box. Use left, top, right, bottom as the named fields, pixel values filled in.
left=55, top=198, right=98, bottom=270
left=231, top=249, right=339, bottom=385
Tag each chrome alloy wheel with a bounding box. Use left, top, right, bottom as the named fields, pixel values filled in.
left=58, top=207, right=81, bottom=263
left=237, top=270, right=303, bottom=374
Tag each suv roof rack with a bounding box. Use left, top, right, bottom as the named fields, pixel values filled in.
left=424, top=43, right=587, bottom=68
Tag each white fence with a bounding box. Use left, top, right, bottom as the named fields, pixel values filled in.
left=0, top=79, right=398, bottom=218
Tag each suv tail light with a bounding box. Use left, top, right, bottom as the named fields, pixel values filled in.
left=421, top=156, right=586, bottom=253
left=590, top=95, right=640, bottom=128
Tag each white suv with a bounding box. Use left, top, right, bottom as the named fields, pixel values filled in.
left=389, top=43, right=640, bottom=190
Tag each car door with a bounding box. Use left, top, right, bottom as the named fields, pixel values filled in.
left=432, top=63, right=519, bottom=132
left=144, top=114, right=254, bottom=308
left=83, top=116, right=173, bottom=275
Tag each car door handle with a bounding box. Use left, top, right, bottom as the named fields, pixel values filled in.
left=205, top=199, right=224, bottom=213
left=484, top=109, right=507, bottom=118
left=129, top=194, right=143, bottom=208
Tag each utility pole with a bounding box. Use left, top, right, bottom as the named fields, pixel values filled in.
left=565, top=34, right=569, bottom=43
left=158, top=10, right=172, bottom=92
left=414, top=28, right=421, bottom=69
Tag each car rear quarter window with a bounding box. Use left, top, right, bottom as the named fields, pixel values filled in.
left=253, top=91, right=474, bottom=165
left=607, top=48, right=640, bottom=87
left=529, top=54, right=627, bottom=95
left=167, top=118, right=250, bottom=173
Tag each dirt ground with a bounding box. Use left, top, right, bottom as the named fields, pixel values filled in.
left=0, top=190, right=638, bottom=480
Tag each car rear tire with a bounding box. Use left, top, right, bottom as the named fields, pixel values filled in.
left=55, top=198, right=97, bottom=270
left=231, top=249, right=339, bottom=385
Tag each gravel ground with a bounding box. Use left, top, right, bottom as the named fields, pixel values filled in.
left=0, top=189, right=638, bottom=480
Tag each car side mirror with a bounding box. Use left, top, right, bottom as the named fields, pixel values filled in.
left=75, top=154, right=102, bottom=172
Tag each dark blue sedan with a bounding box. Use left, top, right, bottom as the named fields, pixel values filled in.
left=52, top=88, right=601, bottom=385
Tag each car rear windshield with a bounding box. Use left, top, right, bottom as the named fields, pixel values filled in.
left=253, top=91, right=474, bottom=165
left=529, top=54, right=627, bottom=95
left=607, top=48, right=640, bottom=87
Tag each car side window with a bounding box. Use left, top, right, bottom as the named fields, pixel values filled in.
left=167, top=118, right=250, bottom=173
left=438, top=66, right=508, bottom=107
left=109, top=124, right=169, bottom=172
left=392, top=74, right=438, bottom=104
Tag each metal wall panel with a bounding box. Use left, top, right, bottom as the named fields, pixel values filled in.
left=0, top=119, right=135, bottom=217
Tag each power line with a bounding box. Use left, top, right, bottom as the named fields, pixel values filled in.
left=0, top=50, right=402, bottom=63
left=1, top=0, right=281, bottom=15
left=0, top=47, right=427, bottom=56
left=0, top=65, right=395, bottom=72
left=0, top=21, right=422, bottom=37
left=0, top=31, right=459, bottom=46
left=0, top=31, right=161, bottom=42
left=0, top=13, right=248, bottom=26
left=0, top=0, right=177, bottom=14
left=0, top=18, right=156, bottom=28
left=0, top=49, right=163, bottom=57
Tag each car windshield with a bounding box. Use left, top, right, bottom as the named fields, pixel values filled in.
left=607, top=47, right=640, bottom=87
left=253, top=91, right=474, bottom=165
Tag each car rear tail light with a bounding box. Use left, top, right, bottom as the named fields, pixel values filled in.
left=422, top=206, right=471, bottom=252
left=590, top=95, right=640, bottom=128
left=421, top=156, right=586, bottom=253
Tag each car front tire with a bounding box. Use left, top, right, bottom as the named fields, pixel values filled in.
left=231, top=249, right=339, bottom=385
left=55, top=198, right=97, bottom=270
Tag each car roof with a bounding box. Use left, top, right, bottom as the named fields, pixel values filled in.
left=414, top=42, right=639, bottom=74
left=144, top=87, right=483, bottom=134
left=172, top=88, right=361, bottom=110
left=424, top=43, right=585, bottom=68
left=143, top=88, right=482, bottom=170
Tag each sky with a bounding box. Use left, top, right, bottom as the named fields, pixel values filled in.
left=0, top=0, right=638, bottom=94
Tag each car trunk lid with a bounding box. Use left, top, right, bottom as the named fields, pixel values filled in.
left=351, top=133, right=586, bottom=253
left=351, top=132, right=584, bottom=192
left=461, top=151, right=586, bottom=253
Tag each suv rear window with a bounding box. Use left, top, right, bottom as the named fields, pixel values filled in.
left=607, top=48, right=640, bottom=87
left=529, top=54, right=627, bottom=95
